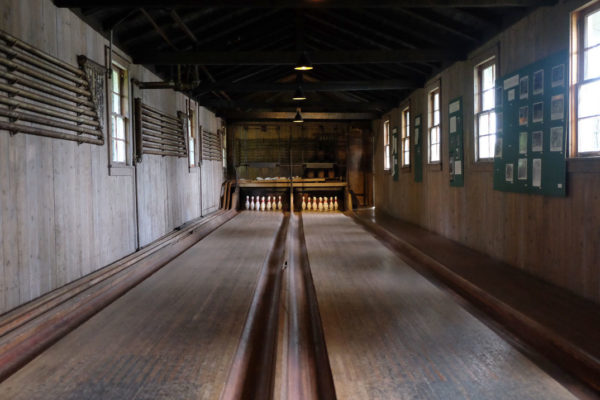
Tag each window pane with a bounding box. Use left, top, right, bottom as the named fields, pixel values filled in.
left=116, top=116, right=125, bottom=139
left=578, top=116, right=600, bottom=153
left=482, top=89, right=495, bottom=111
left=116, top=140, right=126, bottom=163
left=112, top=69, right=119, bottom=93
left=111, top=138, right=118, bottom=162
left=431, top=144, right=440, bottom=162
left=585, top=10, right=600, bottom=48
left=433, top=110, right=440, bottom=126
left=479, top=135, right=491, bottom=159
left=584, top=46, right=600, bottom=80
left=579, top=80, right=600, bottom=118
left=482, top=65, right=494, bottom=90
left=434, top=93, right=440, bottom=110
left=112, top=93, right=121, bottom=114
left=384, top=146, right=390, bottom=169
left=479, top=113, right=489, bottom=135
left=489, top=112, right=497, bottom=134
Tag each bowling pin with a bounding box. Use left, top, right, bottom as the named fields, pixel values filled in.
left=318, top=197, right=323, bottom=212
left=322, top=197, right=328, bottom=212
left=267, top=196, right=272, bottom=211
left=277, top=196, right=283, bottom=211
left=261, top=196, right=266, bottom=211
left=312, top=196, right=317, bottom=210
left=334, top=196, right=338, bottom=211
left=307, top=197, right=312, bottom=211
left=245, top=196, right=250, bottom=210
left=301, top=195, right=306, bottom=210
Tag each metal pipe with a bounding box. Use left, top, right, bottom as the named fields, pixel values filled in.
left=0, top=96, right=99, bottom=127
left=0, top=109, right=102, bottom=138
left=0, top=43, right=88, bottom=86
left=0, top=82, right=97, bottom=117
left=143, top=149, right=186, bottom=158
left=140, top=104, right=181, bottom=123
left=141, top=120, right=183, bottom=137
left=0, top=69, right=94, bottom=106
left=0, top=30, right=85, bottom=77
left=0, top=121, right=103, bottom=145
left=140, top=129, right=186, bottom=146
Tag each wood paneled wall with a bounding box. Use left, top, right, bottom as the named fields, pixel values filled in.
left=374, top=0, right=600, bottom=304
left=0, top=0, right=223, bottom=313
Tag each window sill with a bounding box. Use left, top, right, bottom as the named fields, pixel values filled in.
left=427, top=162, right=443, bottom=172
left=567, top=157, right=600, bottom=173
left=109, top=165, right=134, bottom=176
left=470, top=159, right=494, bottom=172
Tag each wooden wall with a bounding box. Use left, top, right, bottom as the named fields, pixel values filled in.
left=0, top=0, right=224, bottom=313
left=373, top=0, right=600, bottom=304
left=228, top=121, right=373, bottom=206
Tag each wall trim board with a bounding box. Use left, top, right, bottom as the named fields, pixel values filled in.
left=0, top=209, right=238, bottom=383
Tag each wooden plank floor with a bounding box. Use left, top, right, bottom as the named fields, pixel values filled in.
left=302, top=213, right=578, bottom=400
left=0, top=212, right=283, bottom=400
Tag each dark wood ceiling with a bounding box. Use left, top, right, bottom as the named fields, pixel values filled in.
left=53, top=0, right=556, bottom=119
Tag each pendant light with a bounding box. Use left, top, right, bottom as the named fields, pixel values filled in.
left=294, top=51, right=313, bottom=71
left=293, top=86, right=306, bottom=101
left=293, top=108, right=304, bottom=123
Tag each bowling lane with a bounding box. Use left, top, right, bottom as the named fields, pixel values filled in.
left=302, top=213, right=577, bottom=400
left=0, top=212, right=283, bottom=400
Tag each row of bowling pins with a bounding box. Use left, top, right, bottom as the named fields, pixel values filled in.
left=245, top=195, right=282, bottom=211
left=302, top=196, right=338, bottom=212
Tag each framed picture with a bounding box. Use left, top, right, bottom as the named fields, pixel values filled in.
left=532, top=102, right=544, bottom=123
left=551, top=64, right=565, bottom=88
left=495, top=137, right=503, bottom=158
left=551, top=94, right=564, bottom=121
left=519, top=106, right=528, bottom=126
left=518, top=158, right=527, bottom=180
left=505, top=163, right=514, bottom=183
left=532, top=130, right=543, bottom=152
left=533, top=69, right=544, bottom=95
left=520, top=75, right=529, bottom=100
left=550, top=126, right=564, bottom=152
left=519, top=131, right=528, bottom=154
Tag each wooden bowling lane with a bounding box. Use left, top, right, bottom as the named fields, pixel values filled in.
left=0, top=212, right=283, bottom=400
left=302, top=213, right=579, bottom=400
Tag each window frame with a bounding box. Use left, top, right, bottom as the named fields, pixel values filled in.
left=428, top=87, right=441, bottom=164
left=109, top=62, right=130, bottom=166
left=383, top=119, right=391, bottom=171
left=188, top=107, right=198, bottom=169
left=401, top=106, right=411, bottom=168
left=571, top=1, right=600, bottom=158
left=474, top=57, right=497, bottom=162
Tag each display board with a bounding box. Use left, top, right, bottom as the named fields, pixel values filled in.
left=414, top=114, right=423, bottom=182
left=448, top=97, right=464, bottom=187
left=493, top=50, right=568, bottom=197
left=392, top=126, right=399, bottom=181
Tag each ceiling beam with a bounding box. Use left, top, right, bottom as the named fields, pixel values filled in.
left=223, top=111, right=378, bottom=121
left=200, top=99, right=393, bottom=111
left=56, top=0, right=556, bottom=8
left=133, top=49, right=457, bottom=65
left=193, top=80, right=417, bottom=93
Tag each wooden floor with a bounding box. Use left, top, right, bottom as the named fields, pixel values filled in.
left=302, top=213, right=578, bottom=400
left=0, top=211, right=590, bottom=399
left=0, top=212, right=283, bottom=400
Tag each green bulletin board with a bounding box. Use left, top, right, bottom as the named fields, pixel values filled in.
left=392, top=127, right=399, bottom=181
left=448, top=97, right=464, bottom=187
left=493, top=50, right=568, bottom=197
left=414, top=114, right=423, bottom=182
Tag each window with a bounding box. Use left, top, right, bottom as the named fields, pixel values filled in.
left=383, top=119, right=391, bottom=170
left=428, top=88, right=441, bottom=163
left=572, top=2, right=600, bottom=155
left=110, top=64, right=129, bottom=164
left=475, top=59, right=497, bottom=160
left=188, top=109, right=196, bottom=167
left=401, top=107, right=410, bottom=167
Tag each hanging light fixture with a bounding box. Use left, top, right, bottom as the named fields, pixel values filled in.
left=294, top=51, right=313, bottom=71
left=293, top=86, right=306, bottom=101
left=293, top=108, right=304, bottom=123
left=293, top=72, right=307, bottom=101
